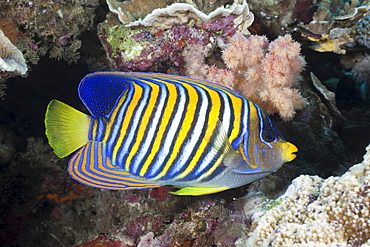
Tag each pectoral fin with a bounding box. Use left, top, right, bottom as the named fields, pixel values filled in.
left=233, top=166, right=265, bottom=174
left=209, top=120, right=234, bottom=167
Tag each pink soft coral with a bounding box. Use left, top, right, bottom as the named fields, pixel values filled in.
left=183, top=34, right=307, bottom=120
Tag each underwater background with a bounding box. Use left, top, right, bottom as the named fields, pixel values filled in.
left=1, top=0, right=370, bottom=246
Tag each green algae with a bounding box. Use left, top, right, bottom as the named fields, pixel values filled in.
left=106, top=26, right=147, bottom=60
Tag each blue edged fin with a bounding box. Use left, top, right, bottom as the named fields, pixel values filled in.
left=45, top=100, right=90, bottom=158
left=214, top=121, right=266, bottom=174
left=233, top=167, right=264, bottom=174
left=213, top=122, right=266, bottom=175
left=210, top=120, right=234, bottom=167
left=170, top=187, right=229, bottom=196
left=68, top=141, right=162, bottom=190
left=78, top=72, right=127, bottom=116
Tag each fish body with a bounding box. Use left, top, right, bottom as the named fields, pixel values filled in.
left=45, top=72, right=297, bottom=195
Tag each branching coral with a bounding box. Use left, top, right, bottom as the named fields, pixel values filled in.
left=184, top=34, right=307, bottom=120
left=240, top=142, right=370, bottom=246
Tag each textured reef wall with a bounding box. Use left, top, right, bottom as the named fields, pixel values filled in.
left=1, top=0, right=370, bottom=246
left=240, top=142, right=370, bottom=246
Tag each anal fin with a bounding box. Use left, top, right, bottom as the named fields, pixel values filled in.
left=170, top=186, right=229, bottom=196
left=68, top=141, right=162, bottom=190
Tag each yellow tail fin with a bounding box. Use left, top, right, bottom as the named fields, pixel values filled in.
left=45, top=100, right=91, bottom=158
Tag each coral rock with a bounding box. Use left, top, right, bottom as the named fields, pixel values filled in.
left=356, top=14, right=370, bottom=48
left=297, top=0, right=370, bottom=54
left=0, top=19, right=17, bottom=44
left=241, top=142, right=370, bottom=246
left=0, top=29, right=27, bottom=80
left=99, top=0, right=254, bottom=72
left=106, top=0, right=254, bottom=35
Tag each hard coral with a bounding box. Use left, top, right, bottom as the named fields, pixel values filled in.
left=297, top=0, right=370, bottom=54
left=0, top=29, right=27, bottom=80
left=184, top=34, right=307, bottom=120
left=106, top=0, right=177, bottom=24
left=106, top=0, right=235, bottom=25
left=241, top=142, right=370, bottom=246
left=133, top=199, right=230, bottom=247
left=99, top=0, right=254, bottom=72
left=356, top=15, right=370, bottom=48
left=107, top=0, right=253, bottom=35
left=99, top=24, right=212, bottom=72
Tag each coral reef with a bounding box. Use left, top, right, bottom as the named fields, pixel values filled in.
left=106, top=0, right=243, bottom=29
left=246, top=0, right=318, bottom=37
left=106, top=0, right=253, bottom=33
left=298, top=0, right=370, bottom=54
left=1, top=0, right=97, bottom=65
left=247, top=0, right=370, bottom=54
left=184, top=34, right=307, bottom=120
left=349, top=53, right=370, bottom=83
left=99, top=23, right=213, bottom=72
left=356, top=14, right=370, bottom=48
left=0, top=29, right=27, bottom=80
left=106, top=0, right=179, bottom=24
left=0, top=27, right=27, bottom=97
left=98, top=0, right=254, bottom=72
left=340, top=53, right=370, bottom=101
left=0, top=19, right=18, bottom=44
left=1, top=0, right=370, bottom=247
left=239, top=142, right=370, bottom=246
left=76, top=198, right=247, bottom=247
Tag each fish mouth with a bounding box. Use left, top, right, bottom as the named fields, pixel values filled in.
left=283, top=142, right=298, bottom=162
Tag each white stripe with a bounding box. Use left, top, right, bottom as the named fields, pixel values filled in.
left=117, top=82, right=151, bottom=164
left=170, top=85, right=208, bottom=174
left=191, top=94, right=231, bottom=178
left=220, top=92, right=231, bottom=136
left=242, top=99, right=251, bottom=163
left=131, top=82, right=168, bottom=173
left=107, top=83, right=135, bottom=152
left=146, top=83, right=187, bottom=177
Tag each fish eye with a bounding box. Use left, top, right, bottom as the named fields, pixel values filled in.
left=262, top=129, right=276, bottom=142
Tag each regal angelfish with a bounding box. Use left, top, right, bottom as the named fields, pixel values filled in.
left=45, top=72, right=297, bottom=196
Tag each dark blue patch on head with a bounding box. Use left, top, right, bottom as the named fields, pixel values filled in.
left=78, top=72, right=127, bottom=116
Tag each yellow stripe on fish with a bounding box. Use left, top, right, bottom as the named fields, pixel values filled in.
left=45, top=72, right=298, bottom=196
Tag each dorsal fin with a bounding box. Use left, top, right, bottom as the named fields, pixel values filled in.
left=78, top=72, right=127, bottom=116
